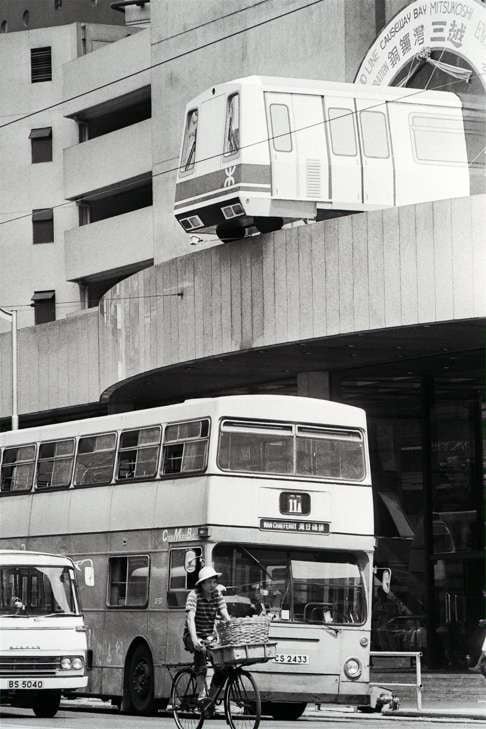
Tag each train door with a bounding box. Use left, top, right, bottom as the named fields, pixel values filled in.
left=323, top=96, right=362, bottom=207
left=292, top=94, right=329, bottom=202
left=265, top=93, right=298, bottom=199
left=356, top=99, right=394, bottom=207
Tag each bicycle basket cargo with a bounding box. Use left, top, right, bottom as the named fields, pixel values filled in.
left=210, top=641, right=277, bottom=667
left=216, top=616, right=271, bottom=646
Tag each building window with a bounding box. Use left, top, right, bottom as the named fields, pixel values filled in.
left=31, top=290, right=55, bottom=324
left=32, top=208, right=54, bottom=243
left=108, top=555, right=149, bottom=608
left=31, top=47, right=52, bottom=83
left=54, top=0, right=62, bottom=8
left=29, top=127, right=52, bottom=163
left=0, top=20, right=7, bottom=32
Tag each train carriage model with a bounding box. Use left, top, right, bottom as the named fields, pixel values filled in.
left=174, top=76, right=485, bottom=242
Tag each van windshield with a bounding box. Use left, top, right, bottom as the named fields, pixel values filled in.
left=0, top=565, right=78, bottom=616
left=213, top=544, right=366, bottom=625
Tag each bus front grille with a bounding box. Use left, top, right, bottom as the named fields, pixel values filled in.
left=0, top=655, right=59, bottom=675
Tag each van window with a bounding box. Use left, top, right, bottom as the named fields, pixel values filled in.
left=224, top=93, right=240, bottom=155
left=74, top=432, right=116, bottom=486
left=181, top=109, right=198, bottom=172
left=411, top=114, right=465, bottom=163
left=328, top=107, right=357, bottom=156
left=36, top=438, right=75, bottom=489
left=270, top=104, right=292, bottom=152
left=0, top=445, right=36, bottom=493
left=360, top=110, right=389, bottom=158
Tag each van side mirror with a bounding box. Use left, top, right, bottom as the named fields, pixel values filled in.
left=381, top=568, right=392, bottom=594
left=84, top=565, right=95, bottom=588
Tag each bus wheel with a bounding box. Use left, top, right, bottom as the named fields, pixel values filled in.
left=254, top=217, right=283, bottom=235
left=124, top=643, right=155, bottom=715
left=216, top=222, right=245, bottom=243
left=270, top=702, right=306, bottom=720
left=32, top=691, right=61, bottom=718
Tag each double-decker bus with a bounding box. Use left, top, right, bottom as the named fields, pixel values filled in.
left=0, top=395, right=375, bottom=717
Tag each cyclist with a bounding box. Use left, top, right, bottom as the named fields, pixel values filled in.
left=183, top=565, right=231, bottom=709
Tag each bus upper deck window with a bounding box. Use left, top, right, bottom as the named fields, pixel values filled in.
left=36, top=438, right=75, bottom=490
left=218, top=420, right=293, bottom=474
left=296, top=426, right=365, bottom=481
left=181, top=109, right=198, bottom=172
left=116, top=426, right=161, bottom=482
left=328, top=107, right=357, bottom=157
left=0, top=444, right=36, bottom=493
left=74, top=432, right=116, bottom=487
left=224, top=93, right=240, bottom=156
left=162, top=419, right=209, bottom=475
left=360, top=110, right=389, bottom=159
left=270, top=104, right=292, bottom=152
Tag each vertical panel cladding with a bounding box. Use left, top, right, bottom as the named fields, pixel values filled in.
left=198, top=253, right=214, bottom=356
left=262, top=235, right=276, bottom=344
left=219, top=245, right=232, bottom=352
left=229, top=248, right=242, bottom=348
left=471, top=196, right=486, bottom=317
left=274, top=230, right=288, bottom=342
left=250, top=243, right=264, bottom=346
left=382, top=207, right=401, bottom=327
left=450, top=197, right=474, bottom=319
left=432, top=199, right=453, bottom=321
left=297, top=224, right=314, bottom=340
left=177, top=254, right=195, bottom=361
left=286, top=229, right=300, bottom=340
left=415, top=203, right=436, bottom=323
left=352, top=215, right=370, bottom=331
left=398, top=205, right=418, bottom=324
left=337, top=216, right=354, bottom=333
left=312, top=219, right=328, bottom=336
left=210, top=248, right=223, bottom=354
left=367, top=210, right=386, bottom=329
left=240, top=244, right=253, bottom=348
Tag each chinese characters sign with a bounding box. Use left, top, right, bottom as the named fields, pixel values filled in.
left=356, top=0, right=486, bottom=87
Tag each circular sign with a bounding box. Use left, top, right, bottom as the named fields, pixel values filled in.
left=355, top=0, right=486, bottom=90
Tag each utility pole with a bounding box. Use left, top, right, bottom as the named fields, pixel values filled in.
left=0, top=307, right=18, bottom=430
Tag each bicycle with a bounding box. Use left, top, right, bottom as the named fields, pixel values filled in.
left=169, top=646, right=262, bottom=729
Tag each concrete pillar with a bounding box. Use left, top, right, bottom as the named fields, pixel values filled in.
left=297, top=371, right=331, bottom=400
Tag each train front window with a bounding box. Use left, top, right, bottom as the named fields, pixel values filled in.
left=0, top=565, right=78, bottom=616
left=212, top=545, right=366, bottom=624
left=224, top=93, right=240, bottom=155
left=181, top=109, right=198, bottom=172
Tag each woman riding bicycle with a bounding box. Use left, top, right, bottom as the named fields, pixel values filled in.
left=183, top=565, right=231, bottom=707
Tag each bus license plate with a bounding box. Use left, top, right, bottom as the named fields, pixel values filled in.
left=8, top=679, right=44, bottom=689
left=274, top=654, right=309, bottom=665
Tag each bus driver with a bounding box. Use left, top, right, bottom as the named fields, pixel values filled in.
left=183, top=565, right=231, bottom=707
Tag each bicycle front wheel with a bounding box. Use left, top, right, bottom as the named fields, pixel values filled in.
left=171, top=669, right=203, bottom=729
left=224, top=669, right=261, bottom=729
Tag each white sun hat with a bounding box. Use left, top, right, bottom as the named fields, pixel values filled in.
left=195, top=565, right=222, bottom=585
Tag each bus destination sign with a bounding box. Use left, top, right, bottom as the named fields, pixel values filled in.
left=260, top=518, right=330, bottom=534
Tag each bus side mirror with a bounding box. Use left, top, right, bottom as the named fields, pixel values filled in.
left=381, top=568, right=392, bottom=594
left=84, top=565, right=95, bottom=588
left=185, top=550, right=197, bottom=574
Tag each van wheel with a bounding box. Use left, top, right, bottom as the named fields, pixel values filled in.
left=123, top=643, right=155, bottom=715
left=270, top=702, right=307, bottom=720
left=254, top=217, right=283, bottom=235
left=32, top=691, right=61, bottom=717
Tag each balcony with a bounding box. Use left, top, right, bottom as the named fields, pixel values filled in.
left=65, top=206, right=153, bottom=282
left=63, top=119, right=152, bottom=200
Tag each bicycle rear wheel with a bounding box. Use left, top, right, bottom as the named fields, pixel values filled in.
left=224, top=669, right=261, bottom=729
left=171, top=669, right=204, bottom=729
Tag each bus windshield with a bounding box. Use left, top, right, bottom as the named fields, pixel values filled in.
left=0, top=565, right=78, bottom=617
left=213, top=545, right=366, bottom=625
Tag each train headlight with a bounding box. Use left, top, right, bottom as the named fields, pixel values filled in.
left=71, top=657, right=84, bottom=671
left=60, top=657, right=72, bottom=670
left=343, top=657, right=362, bottom=680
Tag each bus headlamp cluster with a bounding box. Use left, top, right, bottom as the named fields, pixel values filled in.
left=343, top=657, right=362, bottom=680
left=60, top=656, right=84, bottom=671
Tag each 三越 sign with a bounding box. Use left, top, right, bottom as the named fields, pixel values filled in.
left=356, top=0, right=486, bottom=88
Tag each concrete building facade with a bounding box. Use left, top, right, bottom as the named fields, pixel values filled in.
left=0, top=0, right=485, bottom=668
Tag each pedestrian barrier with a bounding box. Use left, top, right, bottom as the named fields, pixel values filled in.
left=370, top=650, right=423, bottom=711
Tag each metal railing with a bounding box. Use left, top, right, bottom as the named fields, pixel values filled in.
left=370, top=650, right=423, bottom=711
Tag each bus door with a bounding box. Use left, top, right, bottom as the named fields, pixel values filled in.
left=323, top=96, right=362, bottom=207
left=356, top=98, right=394, bottom=207
left=292, top=94, right=329, bottom=202
left=265, top=93, right=298, bottom=199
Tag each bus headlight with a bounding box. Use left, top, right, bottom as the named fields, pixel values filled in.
left=343, top=657, right=362, bottom=680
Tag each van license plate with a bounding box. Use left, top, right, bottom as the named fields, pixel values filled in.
left=274, top=654, right=309, bottom=664
left=8, top=679, right=44, bottom=689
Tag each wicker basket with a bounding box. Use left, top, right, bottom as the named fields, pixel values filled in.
left=216, top=616, right=271, bottom=647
